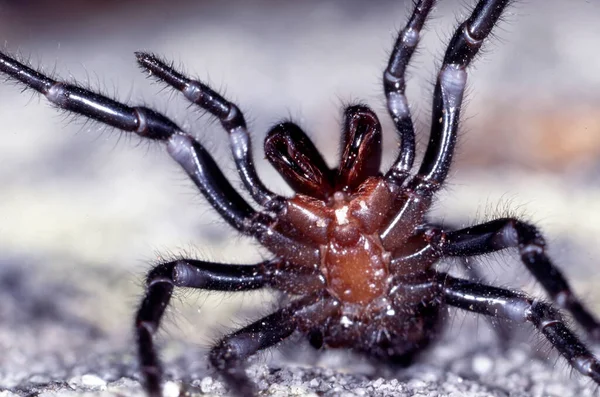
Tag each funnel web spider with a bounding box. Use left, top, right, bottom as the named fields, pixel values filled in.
left=1, top=0, right=600, bottom=396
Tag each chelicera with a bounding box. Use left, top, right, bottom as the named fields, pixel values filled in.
left=2, top=0, right=600, bottom=396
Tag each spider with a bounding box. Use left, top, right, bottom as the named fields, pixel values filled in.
left=2, top=0, right=600, bottom=396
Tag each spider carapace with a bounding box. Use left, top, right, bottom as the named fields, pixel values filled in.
left=2, top=0, right=600, bottom=396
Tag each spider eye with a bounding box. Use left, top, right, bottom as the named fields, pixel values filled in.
left=337, top=105, right=382, bottom=192
left=264, top=122, right=334, bottom=199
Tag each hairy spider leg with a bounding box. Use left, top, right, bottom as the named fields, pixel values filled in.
left=440, top=274, right=600, bottom=383
left=384, top=0, right=436, bottom=186
left=419, top=0, right=509, bottom=184
left=0, top=52, right=320, bottom=267
left=443, top=219, right=600, bottom=339
left=135, top=52, right=284, bottom=211
left=421, top=222, right=514, bottom=343
left=381, top=0, right=511, bottom=250
left=209, top=295, right=338, bottom=397
left=136, top=259, right=324, bottom=396
left=389, top=220, right=600, bottom=380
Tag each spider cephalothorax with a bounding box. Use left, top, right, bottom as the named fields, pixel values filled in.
left=2, top=0, right=600, bottom=396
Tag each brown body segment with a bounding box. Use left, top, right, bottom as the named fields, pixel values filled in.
left=322, top=232, right=389, bottom=304
left=321, top=179, right=393, bottom=303
left=282, top=177, right=396, bottom=304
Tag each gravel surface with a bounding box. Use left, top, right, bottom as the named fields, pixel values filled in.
left=2, top=1, right=600, bottom=396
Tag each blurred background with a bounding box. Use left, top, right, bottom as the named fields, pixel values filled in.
left=1, top=0, right=600, bottom=395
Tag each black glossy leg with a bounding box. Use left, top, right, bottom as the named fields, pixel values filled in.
left=453, top=256, right=513, bottom=343
left=135, top=259, right=322, bottom=397
left=209, top=295, right=330, bottom=397
left=452, top=254, right=516, bottom=343
left=209, top=310, right=295, bottom=396
left=0, top=51, right=319, bottom=264
left=417, top=0, right=510, bottom=188
left=441, top=274, right=600, bottom=384
left=417, top=222, right=513, bottom=341
left=136, top=259, right=267, bottom=396
left=384, top=0, right=436, bottom=185
left=381, top=0, right=511, bottom=248
left=443, top=218, right=600, bottom=339
left=0, top=52, right=253, bottom=229
left=135, top=52, right=283, bottom=211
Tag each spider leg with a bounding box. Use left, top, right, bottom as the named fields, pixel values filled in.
left=384, top=0, right=436, bottom=186
left=441, top=218, right=600, bottom=340
left=420, top=222, right=513, bottom=341
left=451, top=256, right=513, bottom=343
left=0, top=52, right=319, bottom=266
left=440, top=274, right=600, bottom=385
left=381, top=0, right=512, bottom=248
left=209, top=295, right=336, bottom=397
left=417, top=0, right=510, bottom=187
left=135, top=52, right=283, bottom=211
left=135, top=259, right=323, bottom=396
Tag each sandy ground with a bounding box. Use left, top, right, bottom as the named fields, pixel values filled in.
left=1, top=1, right=600, bottom=396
